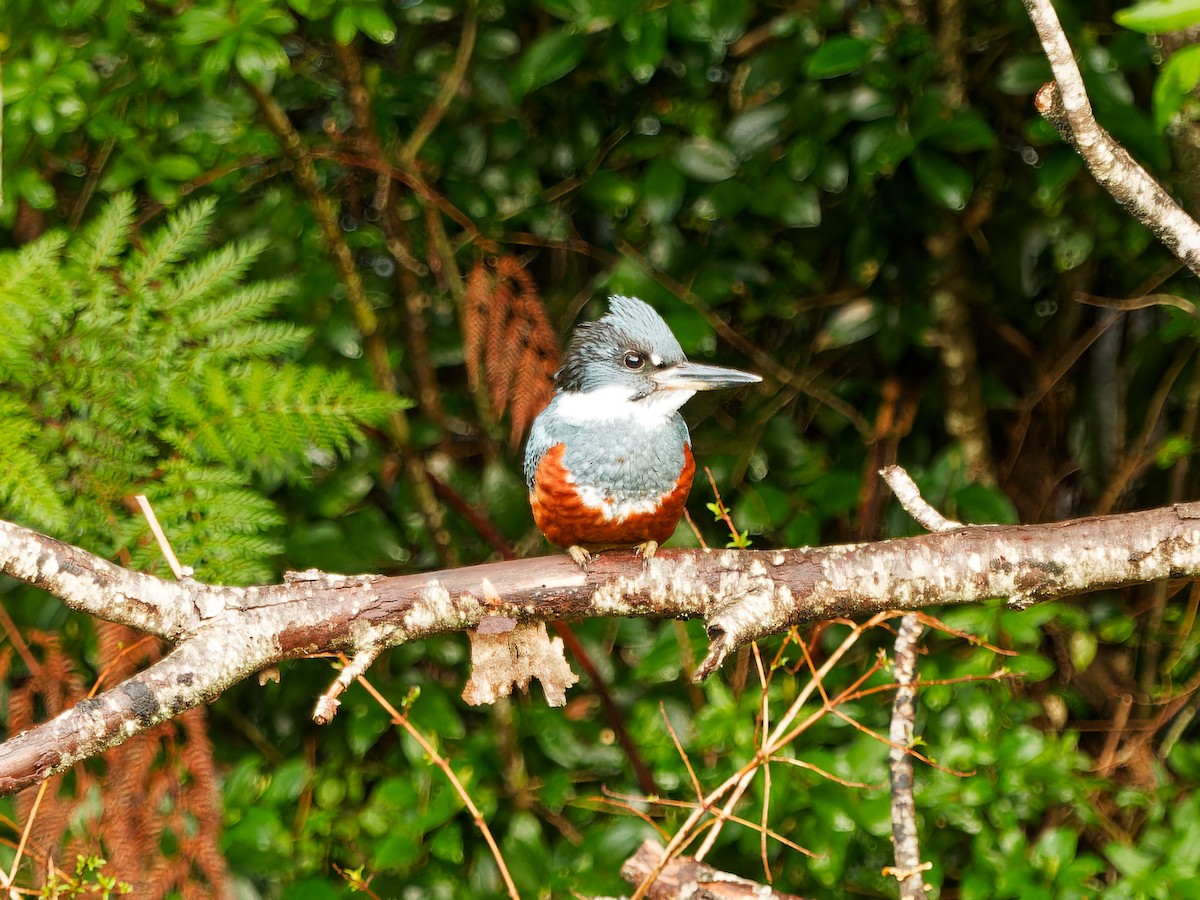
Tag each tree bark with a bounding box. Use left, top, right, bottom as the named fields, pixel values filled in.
left=3, top=501, right=1200, bottom=795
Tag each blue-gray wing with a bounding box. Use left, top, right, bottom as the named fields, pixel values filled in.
left=523, top=405, right=559, bottom=491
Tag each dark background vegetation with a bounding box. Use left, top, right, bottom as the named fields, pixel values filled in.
left=4, top=0, right=1200, bottom=896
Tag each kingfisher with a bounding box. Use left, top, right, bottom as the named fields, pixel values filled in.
left=524, top=295, right=761, bottom=570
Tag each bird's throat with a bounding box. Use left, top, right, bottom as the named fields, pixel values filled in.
left=553, top=385, right=695, bottom=426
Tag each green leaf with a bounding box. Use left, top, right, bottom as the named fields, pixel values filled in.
left=13, top=169, right=56, bottom=210
left=177, top=7, right=234, bottom=44
left=199, top=34, right=239, bottom=92
left=286, top=0, right=335, bottom=17
left=921, top=109, right=999, bottom=152
left=852, top=120, right=916, bottom=177
left=1106, top=843, right=1157, bottom=879
left=778, top=183, right=821, bottom=227
left=75, top=191, right=135, bottom=271
left=1007, top=652, right=1056, bottom=681
left=373, top=817, right=424, bottom=869
left=674, top=137, right=739, bottom=182
left=235, top=35, right=291, bottom=89
left=152, top=154, right=203, bottom=181
left=911, top=150, right=973, bottom=211
left=641, top=157, right=686, bottom=224
left=1115, top=0, right=1200, bottom=33
left=512, top=28, right=586, bottom=99
left=256, top=7, right=297, bottom=35
left=813, top=298, right=881, bottom=351
left=1068, top=629, right=1098, bottom=672
left=124, top=196, right=217, bottom=290
left=996, top=54, right=1052, bottom=94
left=261, top=759, right=311, bottom=804
left=332, top=6, right=357, bottom=44
left=0, top=396, right=68, bottom=531
left=355, top=5, right=398, bottom=44
left=806, top=35, right=873, bottom=78
left=1154, top=43, right=1200, bottom=131
left=622, top=12, right=665, bottom=83
left=1032, top=827, right=1079, bottom=878
left=725, top=103, right=789, bottom=158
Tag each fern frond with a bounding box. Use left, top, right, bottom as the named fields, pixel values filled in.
left=0, top=195, right=382, bottom=580
left=0, top=231, right=68, bottom=311
left=120, top=462, right=285, bottom=584
left=0, top=394, right=68, bottom=532
left=464, top=255, right=558, bottom=446
left=178, top=362, right=407, bottom=469
left=62, top=413, right=157, bottom=504
left=185, top=279, right=294, bottom=336
left=161, top=237, right=270, bottom=312
left=464, top=260, right=489, bottom=387
left=0, top=232, right=78, bottom=367
left=123, top=197, right=217, bottom=290
left=74, top=192, right=136, bottom=272
left=204, top=322, right=311, bottom=361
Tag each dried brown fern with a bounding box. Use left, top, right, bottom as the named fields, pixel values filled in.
left=464, top=255, right=559, bottom=447
left=88, top=623, right=227, bottom=899
left=8, top=630, right=91, bottom=880
left=2, top=620, right=226, bottom=896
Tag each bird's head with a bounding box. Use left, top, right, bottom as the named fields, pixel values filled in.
left=553, top=295, right=761, bottom=421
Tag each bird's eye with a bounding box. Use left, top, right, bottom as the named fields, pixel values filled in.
left=623, top=351, right=645, bottom=370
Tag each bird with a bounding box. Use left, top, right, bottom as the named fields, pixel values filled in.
left=524, top=295, right=761, bottom=571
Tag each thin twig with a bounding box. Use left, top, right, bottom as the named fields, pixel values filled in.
left=314, top=645, right=385, bottom=725
left=662, top=703, right=704, bottom=804
left=0, top=599, right=40, bottom=677
left=135, top=494, right=188, bottom=580
left=1096, top=345, right=1196, bottom=515
left=704, top=466, right=745, bottom=546
left=879, top=466, right=956, bottom=899
left=1022, top=0, right=1200, bottom=276
left=632, top=613, right=896, bottom=898
left=601, top=792, right=817, bottom=858
left=753, top=643, right=772, bottom=883
left=887, top=615, right=930, bottom=900
left=5, top=779, right=47, bottom=889
left=402, top=0, right=479, bottom=163
left=353, top=669, right=520, bottom=900
left=880, top=467, right=962, bottom=531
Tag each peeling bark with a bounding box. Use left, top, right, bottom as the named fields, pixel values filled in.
left=619, top=839, right=810, bottom=899
left=4, top=502, right=1200, bottom=794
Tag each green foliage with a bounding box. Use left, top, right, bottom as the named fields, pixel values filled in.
left=0, top=194, right=404, bottom=581
left=1115, top=0, right=1200, bottom=34
left=4, top=0, right=1200, bottom=897
left=41, top=854, right=132, bottom=898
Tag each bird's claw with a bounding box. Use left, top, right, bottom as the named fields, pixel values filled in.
left=567, top=545, right=593, bottom=574
left=635, top=540, right=659, bottom=569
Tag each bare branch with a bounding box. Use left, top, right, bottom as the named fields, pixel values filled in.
left=1022, top=0, right=1200, bottom=277
left=881, top=466, right=962, bottom=531
left=5, top=499, right=1200, bottom=794
left=882, top=466, right=951, bottom=899
left=886, top=616, right=931, bottom=900
left=620, top=839, right=810, bottom=900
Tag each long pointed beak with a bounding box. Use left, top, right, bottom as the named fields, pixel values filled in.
left=651, top=361, right=762, bottom=392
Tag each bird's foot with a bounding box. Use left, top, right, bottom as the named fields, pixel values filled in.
left=635, top=540, right=659, bottom=568
left=567, top=545, right=593, bottom=574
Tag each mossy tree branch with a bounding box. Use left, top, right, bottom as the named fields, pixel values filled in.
left=3, top=499, right=1200, bottom=795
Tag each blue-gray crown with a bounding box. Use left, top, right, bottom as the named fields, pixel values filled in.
left=556, top=296, right=684, bottom=394
left=553, top=295, right=762, bottom=399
